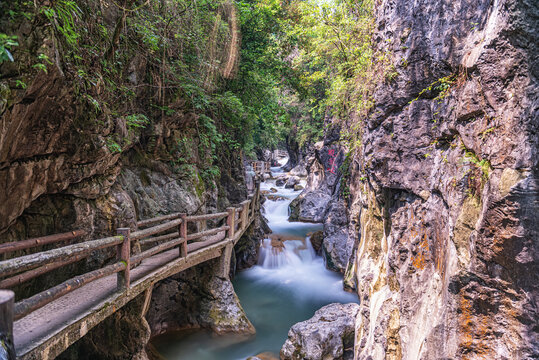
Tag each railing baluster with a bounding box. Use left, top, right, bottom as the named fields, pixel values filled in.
left=0, top=290, right=15, bottom=360
left=242, top=202, right=249, bottom=230
left=250, top=195, right=255, bottom=220
left=116, top=228, right=131, bottom=291
left=226, top=207, right=236, bottom=240
left=179, top=214, right=188, bottom=257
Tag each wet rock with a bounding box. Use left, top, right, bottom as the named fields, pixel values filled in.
left=276, top=178, right=286, bottom=187
left=270, top=187, right=278, bottom=193
left=247, top=352, right=279, bottom=360
left=289, top=191, right=331, bottom=222
left=280, top=303, right=359, bottom=360
left=308, top=231, right=324, bottom=255
left=322, top=200, right=352, bottom=273
left=234, top=215, right=267, bottom=271
left=290, top=164, right=308, bottom=177
left=146, top=259, right=255, bottom=337
left=266, top=195, right=287, bottom=201
left=294, top=184, right=304, bottom=191
left=284, top=176, right=300, bottom=189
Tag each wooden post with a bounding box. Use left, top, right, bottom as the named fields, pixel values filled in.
left=226, top=207, right=236, bottom=240
left=116, top=228, right=131, bottom=291
left=179, top=214, right=188, bottom=257
left=218, top=243, right=234, bottom=280
left=242, top=202, right=249, bottom=230
left=250, top=195, right=255, bottom=220
left=0, top=290, right=15, bottom=360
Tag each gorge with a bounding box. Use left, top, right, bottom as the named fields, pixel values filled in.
left=0, top=0, right=537, bottom=359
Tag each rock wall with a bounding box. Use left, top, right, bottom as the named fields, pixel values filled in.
left=347, top=0, right=538, bottom=358
left=146, top=258, right=255, bottom=338
left=289, top=128, right=355, bottom=274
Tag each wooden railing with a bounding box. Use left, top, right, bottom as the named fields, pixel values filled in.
left=250, top=161, right=271, bottom=173
left=0, top=185, right=261, bottom=325
left=274, top=150, right=288, bottom=158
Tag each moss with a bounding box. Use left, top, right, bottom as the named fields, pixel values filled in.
left=139, top=169, right=151, bottom=186
left=195, top=172, right=205, bottom=198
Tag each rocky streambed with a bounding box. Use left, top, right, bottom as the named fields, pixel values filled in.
left=151, top=165, right=358, bottom=359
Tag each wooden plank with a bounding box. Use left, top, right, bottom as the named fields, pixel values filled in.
left=186, top=212, right=228, bottom=222
left=139, top=232, right=177, bottom=246
left=130, top=237, right=186, bottom=267
left=186, top=225, right=229, bottom=241
left=137, top=213, right=181, bottom=228
left=0, top=230, right=87, bottom=255
left=0, top=253, right=86, bottom=289
left=0, top=236, right=123, bottom=278
left=14, top=262, right=126, bottom=321
left=130, top=218, right=183, bottom=241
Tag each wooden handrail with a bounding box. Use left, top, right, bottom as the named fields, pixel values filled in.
left=14, top=261, right=126, bottom=320
left=187, top=212, right=228, bottom=222
left=186, top=225, right=230, bottom=241
left=139, top=232, right=177, bottom=246
left=0, top=230, right=87, bottom=255
left=131, top=218, right=183, bottom=241
left=137, top=213, right=181, bottom=228
left=0, top=252, right=87, bottom=289
left=0, top=236, right=123, bottom=278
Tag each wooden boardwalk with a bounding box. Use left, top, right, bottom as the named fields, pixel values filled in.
left=0, top=181, right=262, bottom=360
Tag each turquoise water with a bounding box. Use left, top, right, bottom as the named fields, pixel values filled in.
left=153, top=175, right=358, bottom=360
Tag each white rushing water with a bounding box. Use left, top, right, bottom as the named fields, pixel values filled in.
left=154, top=163, right=358, bottom=360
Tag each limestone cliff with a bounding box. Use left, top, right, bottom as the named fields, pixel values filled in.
left=346, top=0, right=538, bottom=358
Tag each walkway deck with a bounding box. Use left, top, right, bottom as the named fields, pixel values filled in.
left=14, top=232, right=240, bottom=359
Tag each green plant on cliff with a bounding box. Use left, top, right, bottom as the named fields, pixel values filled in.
left=40, top=1, right=81, bottom=47
left=0, top=33, right=18, bottom=63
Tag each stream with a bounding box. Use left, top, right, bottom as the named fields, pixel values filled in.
left=153, top=165, right=358, bottom=359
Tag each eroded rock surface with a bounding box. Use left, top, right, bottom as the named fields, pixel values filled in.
left=346, top=0, right=539, bottom=358
left=280, top=303, right=359, bottom=360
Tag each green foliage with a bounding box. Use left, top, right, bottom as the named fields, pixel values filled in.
left=339, top=151, right=352, bottom=201
left=276, top=0, right=378, bottom=149
left=41, top=1, right=81, bottom=47
left=464, top=149, right=491, bottom=181
left=0, top=33, right=18, bottom=63
left=409, top=74, right=457, bottom=105
left=126, top=114, right=149, bottom=130
left=106, top=138, right=122, bottom=153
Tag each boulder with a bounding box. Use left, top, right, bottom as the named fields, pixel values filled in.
left=289, top=164, right=308, bottom=177
left=270, top=187, right=278, bottom=193
left=294, top=184, right=304, bottom=191
left=280, top=303, right=360, bottom=360
left=285, top=176, right=300, bottom=189
left=276, top=178, right=286, bottom=187
left=308, top=231, right=324, bottom=255
left=289, top=191, right=331, bottom=222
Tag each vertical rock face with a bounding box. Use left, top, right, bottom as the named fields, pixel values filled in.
left=347, top=0, right=538, bottom=358
left=289, top=135, right=355, bottom=274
